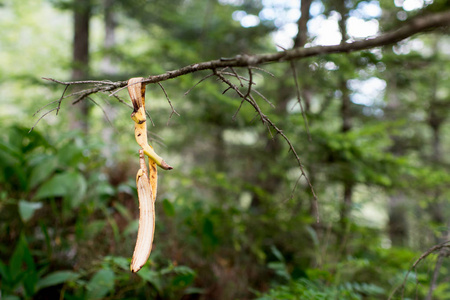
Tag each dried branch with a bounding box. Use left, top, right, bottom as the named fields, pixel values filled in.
left=214, top=68, right=319, bottom=222
left=43, top=10, right=450, bottom=101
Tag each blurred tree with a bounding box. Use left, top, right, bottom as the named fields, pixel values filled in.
left=71, top=0, right=92, bottom=132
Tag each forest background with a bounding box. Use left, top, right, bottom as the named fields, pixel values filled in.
left=0, top=0, right=449, bottom=299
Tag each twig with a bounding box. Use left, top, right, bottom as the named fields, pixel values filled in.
left=229, top=67, right=244, bottom=87
left=214, top=68, right=320, bottom=222
left=87, top=96, right=115, bottom=130
left=111, top=94, right=133, bottom=110
left=222, top=87, right=232, bottom=94
left=425, top=247, right=446, bottom=300
left=184, top=73, right=215, bottom=95
left=249, top=66, right=275, bottom=77
left=254, top=89, right=275, bottom=108
left=157, top=82, right=180, bottom=124
left=56, top=84, right=70, bottom=115
left=29, top=108, right=58, bottom=133
left=290, top=61, right=312, bottom=141
left=43, top=77, right=117, bottom=86
left=232, top=68, right=253, bottom=121
left=33, top=99, right=60, bottom=116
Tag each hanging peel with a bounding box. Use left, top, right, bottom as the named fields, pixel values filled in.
left=127, top=77, right=172, bottom=272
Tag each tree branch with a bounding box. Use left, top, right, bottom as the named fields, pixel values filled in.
left=43, top=10, right=450, bottom=98
left=388, top=240, right=450, bottom=300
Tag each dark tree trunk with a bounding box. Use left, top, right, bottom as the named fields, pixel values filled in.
left=336, top=1, right=354, bottom=248
left=100, top=0, right=118, bottom=75
left=384, top=67, right=409, bottom=247
left=250, top=0, right=313, bottom=210
left=71, top=0, right=91, bottom=133
left=294, top=0, right=312, bottom=49
left=388, top=193, right=408, bottom=246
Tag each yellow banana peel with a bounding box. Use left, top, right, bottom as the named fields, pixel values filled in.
left=130, top=150, right=155, bottom=273
left=128, top=77, right=171, bottom=272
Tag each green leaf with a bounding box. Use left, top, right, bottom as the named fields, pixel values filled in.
left=270, top=246, right=285, bottom=262
left=86, top=268, right=115, bottom=300
left=34, top=172, right=74, bottom=199
left=171, top=272, right=195, bottom=289
left=113, top=202, right=132, bottom=221
left=162, top=198, right=175, bottom=217
left=0, top=260, right=11, bottom=282
left=84, top=220, right=107, bottom=239
left=36, top=271, right=80, bottom=291
left=18, top=200, right=43, bottom=222
left=104, top=256, right=130, bottom=271
left=29, top=155, right=58, bottom=189
left=137, top=268, right=162, bottom=292
left=34, top=171, right=87, bottom=208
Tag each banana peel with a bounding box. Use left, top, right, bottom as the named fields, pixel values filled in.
left=130, top=150, right=155, bottom=273
left=127, top=77, right=171, bottom=272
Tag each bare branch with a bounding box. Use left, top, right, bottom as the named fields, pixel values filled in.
left=43, top=10, right=450, bottom=100
left=214, top=68, right=319, bottom=221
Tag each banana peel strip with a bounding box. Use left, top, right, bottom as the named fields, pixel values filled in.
left=130, top=150, right=155, bottom=272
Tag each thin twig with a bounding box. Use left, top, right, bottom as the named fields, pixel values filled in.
left=56, top=84, right=70, bottom=115
left=291, top=61, right=312, bottom=141
left=184, top=73, right=215, bottom=95
left=43, top=77, right=117, bottom=86
left=232, top=68, right=254, bottom=121
left=157, top=82, right=180, bottom=125
left=222, top=87, right=232, bottom=94
left=230, top=67, right=244, bottom=87
left=29, top=108, right=58, bottom=133
left=214, top=68, right=319, bottom=222
left=254, top=89, right=275, bottom=108
left=249, top=66, right=275, bottom=77
left=33, top=99, right=60, bottom=117
left=111, top=94, right=133, bottom=110
left=87, top=96, right=115, bottom=130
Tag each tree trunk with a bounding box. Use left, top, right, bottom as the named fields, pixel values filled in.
left=387, top=193, right=408, bottom=246
left=384, top=65, right=409, bottom=247
left=71, top=0, right=91, bottom=133
left=100, top=0, right=118, bottom=75
left=336, top=1, right=353, bottom=248
left=100, top=0, right=119, bottom=163
left=250, top=0, right=313, bottom=210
